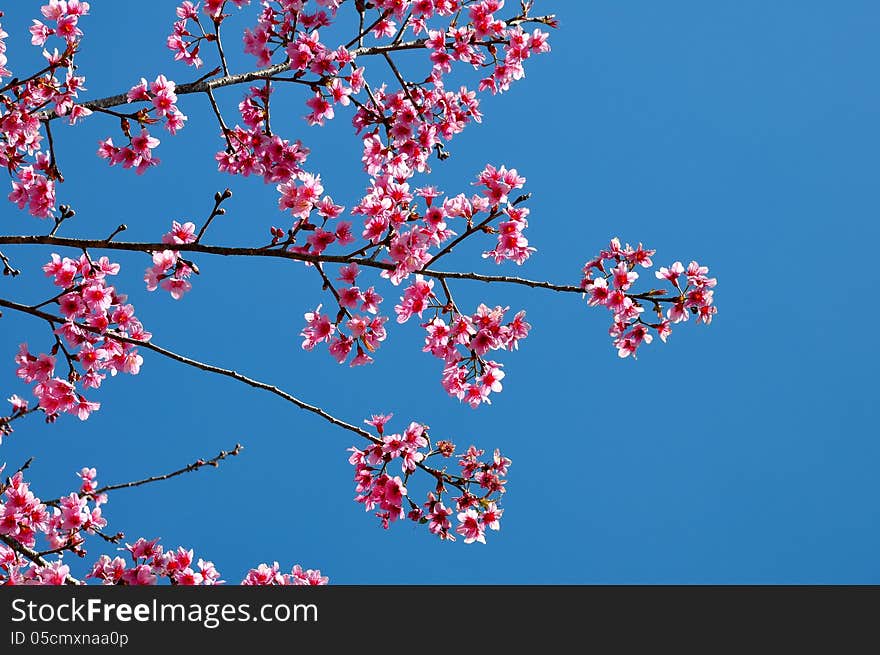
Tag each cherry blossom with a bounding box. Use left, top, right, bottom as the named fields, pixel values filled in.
left=580, top=238, right=718, bottom=358
left=348, top=416, right=509, bottom=542
left=0, top=460, right=325, bottom=586
left=0, top=2, right=719, bottom=583
left=8, top=254, right=148, bottom=422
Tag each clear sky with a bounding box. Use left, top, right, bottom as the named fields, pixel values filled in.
left=1, top=1, right=878, bottom=583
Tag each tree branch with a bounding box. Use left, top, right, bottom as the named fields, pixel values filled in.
left=43, top=444, right=244, bottom=506
left=0, top=298, right=476, bottom=488
left=0, top=233, right=617, bottom=295
left=42, top=15, right=555, bottom=121
left=0, top=297, right=377, bottom=445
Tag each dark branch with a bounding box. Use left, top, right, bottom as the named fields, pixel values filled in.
left=44, top=444, right=244, bottom=506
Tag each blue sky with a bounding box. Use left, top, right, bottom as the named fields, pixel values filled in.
left=1, top=1, right=878, bottom=583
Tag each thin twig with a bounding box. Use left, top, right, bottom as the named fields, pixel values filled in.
left=44, top=444, right=244, bottom=506
left=106, top=224, right=127, bottom=242
left=438, top=276, right=460, bottom=314
left=0, top=250, right=20, bottom=277
left=205, top=87, right=234, bottom=151
left=42, top=120, right=62, bottom=182
left=11, top=456, right=35, bottom=481
left=213, top=20, right=230, bottom=77
left=0, top=233, right=629, bottom=296
left=196, top=189, right=232, bottom=242
left=382, top=51, right=417, bottom=108
left=345, top=9, right=391, bottom=49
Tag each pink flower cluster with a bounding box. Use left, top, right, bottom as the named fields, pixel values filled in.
left=216, top=86, right=314, bottom=187
left=126, top=74, right=188, bottom=134
left=226, top=2, right=550, bottom=234
left=348, top=415, right=509, bottom=543
left=89, top=538, right=224, bottom=586
left=242, top=2, right=340, bottom=67
left=0, top=14, right=10, bottom=79
left=0, top=472, right=49, bottom=550
left=352, top=80, right=483, bottom=181
left=422, top=10, right=551, bottom=96
left=11, top=255, right=148, bottom=421
left=97, top=75, right=186, bottom=174
left=3, top=2, right=92, bottom=218
left=8, top=161, right=57, bottom=219
left=352, top=178, right=456, bottom=285
left=300, top=304, right=387, bottom=367
left=300, top=265, right=387, bottom=368
left=0, top=468, right=326, bottom=585
left=29, top=0, right=90, bottom=48
left=479, top=24, right=551, bottom=94
left=44, top=468, right=107, bottom=553
left=351, top=166, right=530, bottom=289
left=655, top=260, right=717, bottom=325
left=28, top=21, right=90, bottom=124
left=1, top=395, right=29, bottom=445
left=347, top=24, right=550, bottom=181
left=0, top=468, right=102, bottom=584
left=168, top=1, right=252, bottom=68
left=167, top=2, right=204, bottom=68
left=580, top=238, right=718, bottom=358
left=476, top=165, right=534, bottom=263
left=282, top=31, right=360, bottom=126
left=424, top=302, right=529, bottom=408
left=277, top=172, right=346, bottom=236
left=291, top=164, right=534, bottom=402
left=144, top=220, right=199, bottom=300
left=242, top=562, right=328, bottom=586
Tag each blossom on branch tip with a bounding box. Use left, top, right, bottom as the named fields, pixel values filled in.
left=581, top=239, right=718, bottom=358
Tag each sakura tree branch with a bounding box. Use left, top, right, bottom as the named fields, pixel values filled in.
left=0, top=234, right=361, bottom=264
left=41, top=16, right=556, bottom=121
left=0, top=233, right=688, bottom=302
left=0, top=296, right=377, bottom=444
left=48, top=205, right=76, bottom=237
left=43, top=444, right=244, bottom=507
left=2, top=456, right=36, bottom=488
left=383, top=51, right=417, bottom=108
left=0, top=297, right=470, bottom=489
left=212, top=19, right=230, bottom=77
left=205, top=86, right=234, bottom=152
left=356, top=3, right=366, bottom=49
left=42, top=119, right=61, bottom=182
left=426, top=269, right=580, bottom=293
left=106, top=223, right=127, bottom=242
left=438, top=277, right=461, bottom=314
left=44, top=60, right=293, bottom=120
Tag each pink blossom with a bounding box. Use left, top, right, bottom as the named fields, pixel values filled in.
left=305, top=93, right=334, bottom=126
left=456, top=509, right=486, bottom=544
left=301, top=305, right=335, bottom=350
